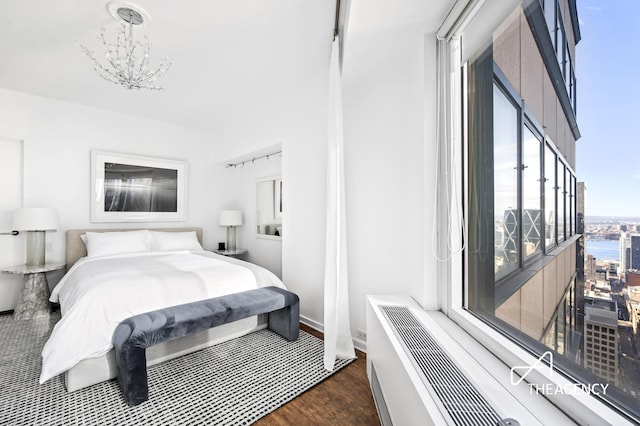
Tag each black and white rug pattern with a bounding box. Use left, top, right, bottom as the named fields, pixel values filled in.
left=0, top=313, right=353, bottom=425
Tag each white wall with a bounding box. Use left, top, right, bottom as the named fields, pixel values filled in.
left=0, top=137, right=25, bottom=310
left=0, top=88, right=225, bottom=284
left=0, top=72, right=327, bottom=323
left=338, top=28, right=439, bottom=339
left=235, top=12, right=442, bottom=340
left=282, top=71, right=330, bottom=329
left=207, top=68, right=332, bottom=330
left=0, top=13, right=441, bottom=344
left=217, top=155, right=283, bottom=278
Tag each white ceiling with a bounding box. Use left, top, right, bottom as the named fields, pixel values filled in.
left=0, top=0, right=457, bottom=135
left=0, top=0, right=336, bottom=135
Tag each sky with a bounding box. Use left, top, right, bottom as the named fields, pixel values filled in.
left=575, top=0, right=640, bottom=217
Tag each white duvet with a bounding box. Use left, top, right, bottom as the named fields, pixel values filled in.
left=40, top=250, right=285, bottom=384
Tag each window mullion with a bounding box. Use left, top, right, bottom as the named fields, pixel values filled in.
left=517, top=100, right=525, bottom=269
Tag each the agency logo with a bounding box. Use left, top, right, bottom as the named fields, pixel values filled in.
left=510, top=351, right=609, bottom=396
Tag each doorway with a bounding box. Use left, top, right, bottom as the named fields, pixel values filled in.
left=0, top=136, right=23, bottom=311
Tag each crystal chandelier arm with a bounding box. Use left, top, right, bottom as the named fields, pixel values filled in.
left=138, top=58, right=171, bottom=86
left=101, top=28, right=125, bottom=79
left=125, top=22, right=136, bottom=81
left=133, top=38, right=151, bottom=82
left=80, top=44, right=121, bottom=84
left=119, top=26, right=132, bottom=80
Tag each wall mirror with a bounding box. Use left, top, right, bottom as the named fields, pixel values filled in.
left=256, top=175, right=282, bottom=240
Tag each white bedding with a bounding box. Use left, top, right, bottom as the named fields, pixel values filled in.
left=40, top=250, right=285, bottom=384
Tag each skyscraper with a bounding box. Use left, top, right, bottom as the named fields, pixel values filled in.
left=584, top=300, right=620, bottom=386
left=620, top=233, right=640, bottom=271
left=631, top=235, right=640, bottom=270
left=585, top=254, right=597, bottom=283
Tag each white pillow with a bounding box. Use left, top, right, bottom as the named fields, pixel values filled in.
left=83, top=230, right=151, bottom=258
left=149, top=231, right=203, bottom=252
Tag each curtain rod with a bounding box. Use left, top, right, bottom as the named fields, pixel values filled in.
left=226, top=150, right=282, bottom=168
left=334, top=0, right=341, bottom=39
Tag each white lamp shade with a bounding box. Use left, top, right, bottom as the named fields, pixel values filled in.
left=13, top=208, right=58, bottom=231
left=219, top=210, right=242, bottom=227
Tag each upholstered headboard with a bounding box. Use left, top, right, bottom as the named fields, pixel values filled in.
left=65, top=227, right=203, bottom=269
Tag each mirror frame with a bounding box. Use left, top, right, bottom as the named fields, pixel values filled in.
left=256, top=174, right=282, bottom=241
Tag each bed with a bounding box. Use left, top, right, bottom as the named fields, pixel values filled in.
left=40, top=227, right=284, bottom=392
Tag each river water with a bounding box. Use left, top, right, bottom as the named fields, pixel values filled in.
left=585, top=239, right=619, bottom=261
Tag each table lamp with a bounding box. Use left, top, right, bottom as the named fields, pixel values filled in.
left=13, top=208, right=58, bottom=266
left=219, top=210, right=242, bottom=251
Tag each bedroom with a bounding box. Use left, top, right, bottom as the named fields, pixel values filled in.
left=0, top=0, right=428, bottom=353
left=0, top=0, right=431, bottom=423
left=2, top=0, right=637, bottom=425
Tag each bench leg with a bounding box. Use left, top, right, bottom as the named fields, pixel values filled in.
left=268, top=299, right=300, bottom=341
left=114, top=328, right=150, bottom=406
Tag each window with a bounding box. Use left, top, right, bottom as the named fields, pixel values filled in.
left=476, top=71, right=573, bottom=287
left=543, top=0, right=555, bottom=34
left=542, top=0, right=578, bottom=112
left=570, top=174, right=576, bottom=236
left=556, top=15, right=566, bottom=76
left=545, top=143, right=557, bottom=248
left=522, top=124, right=542, bottom=259
left=558, top=162, right=566, bottom=242
left=467, top=55, right=578, bottom=319
left=460, top=0, right=640, bottom=422
left=491, top=78, right=547, bottom=283
left=493, top=83, right=520, bottom=280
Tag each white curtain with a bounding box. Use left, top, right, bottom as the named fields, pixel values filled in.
left=323, top=35, right=356, bottom=371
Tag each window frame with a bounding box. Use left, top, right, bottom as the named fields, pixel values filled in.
left=492, top=78, right=523, bottom=281
left=536, top=0, right=579, bottom=115
left=521, top=118, right=544, bottom=261
left=488, top=66, right=577, bottom=289
left=444, top=3, right=638, bottom=422
left=544, top=141, right=558, bottom=250
left=558, top=161, right=566, bottom=242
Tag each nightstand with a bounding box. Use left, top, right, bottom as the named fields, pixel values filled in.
left=0, top=262, right=65, bottom=319
left=213, top=249, right=248, bottom=259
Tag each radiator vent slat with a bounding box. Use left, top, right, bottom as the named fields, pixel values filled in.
left=381, top=306, right=502, bottom=426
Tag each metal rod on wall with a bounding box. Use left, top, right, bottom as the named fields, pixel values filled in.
left=226, top=150, right=282, bottom=168
left=0, top=231, right=19, bottom=236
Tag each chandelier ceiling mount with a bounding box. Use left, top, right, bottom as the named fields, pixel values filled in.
left=80, top=1, right=172, bottom=91
left=116, top=7, right=143, bottom=26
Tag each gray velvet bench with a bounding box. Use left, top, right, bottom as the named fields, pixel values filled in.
left=113, top=286, right=300, bottom=406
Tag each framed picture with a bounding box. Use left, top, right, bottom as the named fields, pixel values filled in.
left=90, top=151, right=187, bottom=222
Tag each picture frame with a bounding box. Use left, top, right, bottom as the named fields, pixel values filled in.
left=90, top=151, right=187, bottom=223
left=274, top=178, right=282, bottom=219
left=256, top=174, right=282, bottom=240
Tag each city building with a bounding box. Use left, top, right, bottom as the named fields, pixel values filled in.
left=584, top=299, right=620, bottom=386
left=620, top=233, right=640, bottom=270
left=586, top=254, right=597, bottom=282
left=628, top=271, right=640, bottom=288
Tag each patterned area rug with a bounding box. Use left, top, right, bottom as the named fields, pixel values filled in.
left=0, top=313, right=353, bottom=425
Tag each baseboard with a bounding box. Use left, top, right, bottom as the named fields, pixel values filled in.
left=300, top=315, right=367, bottom=353
left=300, top=314, right=324, bottom=332
left=352, top=337, right=367, bottom=353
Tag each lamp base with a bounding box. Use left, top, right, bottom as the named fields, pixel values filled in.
left=226, top=227, right=237, bottom=252
left=26, top=230, right=46, bottom=266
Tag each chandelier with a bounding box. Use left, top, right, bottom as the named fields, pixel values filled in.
left=80, top=2, right=171, bottom=91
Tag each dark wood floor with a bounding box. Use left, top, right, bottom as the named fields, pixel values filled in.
left=256, top=324, right=381, bottom=426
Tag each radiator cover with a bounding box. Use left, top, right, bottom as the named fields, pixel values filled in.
left=378, top=305, right=502, bottom=426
